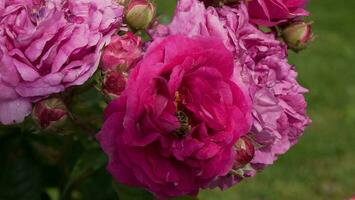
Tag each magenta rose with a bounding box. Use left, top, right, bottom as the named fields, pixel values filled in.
left=0, top=0, right=123, bottom=125
left=151, top=0, right=310, bottom=189
left=247, top=0, right=309, bottom=26
left=97, top=35, right=251, bottom=198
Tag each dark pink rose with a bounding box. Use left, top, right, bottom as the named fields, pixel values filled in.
left=97, top=35, right=251, bottom=198
left=247, top=0, right=309, bottom=26
left=0, top=0, right=123, bottom=125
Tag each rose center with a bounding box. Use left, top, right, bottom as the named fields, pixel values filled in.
left=173, top=91, right=191, bottom=138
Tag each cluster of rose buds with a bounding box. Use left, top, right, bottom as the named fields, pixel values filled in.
left=98, top=0, right=155, bottom=99
left=101, top=32, right=143, bottom=99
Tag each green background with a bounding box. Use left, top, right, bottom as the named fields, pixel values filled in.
left=1, top=0, right=355, bottom=200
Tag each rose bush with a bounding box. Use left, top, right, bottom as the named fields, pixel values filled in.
left=0, top=0, right=123, bottom=124
left=97, top=35, right=252, bottom=198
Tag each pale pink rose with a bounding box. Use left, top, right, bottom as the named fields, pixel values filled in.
left=0, top=0, right=123, bottom=124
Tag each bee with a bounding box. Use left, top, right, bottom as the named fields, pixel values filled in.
left=172, top=91, right=191, bottom=138
left=174, top=111, right=191, bottom=138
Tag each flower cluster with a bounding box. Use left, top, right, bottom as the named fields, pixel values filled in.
left=1, top=0, right=313, bottom=199
left=0, top=0, right=123, bottom=124
left=99, top=0, right=311, bottom=197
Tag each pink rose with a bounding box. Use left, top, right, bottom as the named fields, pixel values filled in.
left=97, top=35, right=251, bottom=198
left=247, top=0, right=309, bottom=26
left=101, top=32, right=142, bottom=72
left=151, top=0, right=310, bottom=189
left=0, top=0, right=123, bottom=125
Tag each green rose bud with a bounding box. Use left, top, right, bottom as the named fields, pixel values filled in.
left=282, top=21, right=314, bottom=52
left=125, top=0, right=156, bottom=30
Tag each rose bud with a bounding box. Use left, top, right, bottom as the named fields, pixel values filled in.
left=103, top=71, right=128, bottom=99
left=282, top=21, right=314, bottom=52
left=101, top=33, right=142, bottom=72
left=125, top=0, right=156, bottom=30
left=234, top=136, right=255, bottom=169
left=117, top=0, right=130, bottom=6
left=32, top=98, right=68, bottom=130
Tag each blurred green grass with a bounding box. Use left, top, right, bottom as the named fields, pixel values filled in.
left=197, top=0, right=355, bottom=199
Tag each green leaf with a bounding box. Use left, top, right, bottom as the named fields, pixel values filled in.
left=68, top=148, right=107, bottom=183
left=113, top=182, right=155, bottom=200
left=0, top=134, right=42, bottom=200
left=61, top=148, right=107, bottom=199
left=79, top=168, right=117, bottom=200
left=155, top=0, right=177, bottom=24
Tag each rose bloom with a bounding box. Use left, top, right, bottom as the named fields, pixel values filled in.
left=97, top=35, right=251, bottom=198
left=0, top=0, right=123, bottom=124
left=151, top=0, right=310, bottom=189
left=247, top=0, right=309, bottom=26
left=101, top=32, right=142, bottom=72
